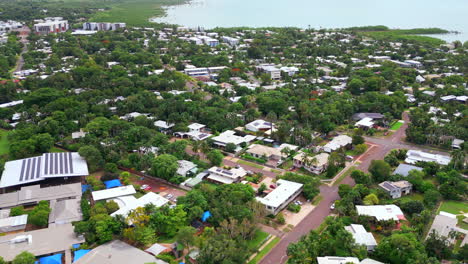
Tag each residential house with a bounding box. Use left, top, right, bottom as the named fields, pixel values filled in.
left=317, top=256, right=360, bottom=264
left=392, top=164, right=423, bottom=177
left=256, top=179, right=303, bottom=215
left=356, top=205, right=405, bottom=221
left=111, top=192, right=169, bottom=219
left=154, top=120, right=175, bottom=134
left=323, top=135, right=352, bottom=153
left=245, top=119, right=275, bottom=133
left=177, top=160, right=198, bottom=177
left=344, top=224, right=378, bottom=251
left=206, top=166, right=247, bottom=184
left=174, top=123, right=212, bottom=141
left=405, top=150, right=451, bottom=166
left=212, top=130, right=256, bottom=152
left=293, top=152, right=329, bottom=174
left=355, top=117, right=375, bottom=129
left=426, top=212, right=468, bottom=246
left=74, top=240, right=167, bottom=264
left=452, top=139, right=464, bottom=149
left=246, top=144, right=285, bottom=161
left=351, top=113, right=384, bottom=121
left=378, top=180, right=413, bottom=199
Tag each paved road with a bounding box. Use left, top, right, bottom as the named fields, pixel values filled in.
left=259, top=111, right=450, bottom=264
left=12, top=26, right=30, bottom=73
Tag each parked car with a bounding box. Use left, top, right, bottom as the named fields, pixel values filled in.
left=270, top=184, right=276, bottom=189
left=141, top=184, right=151, bottom=191
left=330, top=202, right=336, bottom=210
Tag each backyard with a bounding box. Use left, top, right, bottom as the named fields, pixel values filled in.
left=438, top=200, right=468, bottom=230
left=390, top=120, right=404, bottom=131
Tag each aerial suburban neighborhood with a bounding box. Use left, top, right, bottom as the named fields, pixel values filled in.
left=0, top=1, right=466, bottom=264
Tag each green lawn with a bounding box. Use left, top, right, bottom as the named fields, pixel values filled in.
left=247, top=230, right=269, bottom=251
left=390, top=121, right=404, bottom=131
left=438, top=201, right=468, bottom=215
left=395, top=193, right=424, bottom=204
left=0, top=130, right=10, bottom=156
left=247, top=236, right=280, bottom=264
left=50, top=146, right=66, bottom=153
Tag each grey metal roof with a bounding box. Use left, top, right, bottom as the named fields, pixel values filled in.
left=392, top=164, right=423, bottom=177
left=0, top=152, right=89, bottom=188
left=74, top=240, right=167, bottom=264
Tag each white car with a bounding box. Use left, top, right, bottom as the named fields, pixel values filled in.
left=330, top=202, right=336, bottom=210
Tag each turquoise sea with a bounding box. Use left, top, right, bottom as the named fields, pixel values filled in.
left=152, top=0, right=468, bottom=42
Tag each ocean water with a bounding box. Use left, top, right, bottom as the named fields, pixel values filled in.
left=152, top=0, right=468, bottom=42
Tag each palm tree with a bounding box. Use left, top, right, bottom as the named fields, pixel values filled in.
left=191, top=140, right=201, bottom=156
left=450, top=149, right=466, bottom=170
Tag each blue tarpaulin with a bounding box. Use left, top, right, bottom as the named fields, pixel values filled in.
left=201, top=211, right=211, bottom=222
left=72, top=244, right=81, bottom=249
left=81, top=184, right=91, bottom=193
left=39, top=253, right=62, bottom=264
left=104, top=179, right=122, bottom=189
left=73, top=249, right=91, bottom=263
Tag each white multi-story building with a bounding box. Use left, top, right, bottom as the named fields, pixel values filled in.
left=0, top=20, right=23, bottom=33
left=82, top=22, right=126, bottom=31
left=34, top=17, right=68, bottom=35
left=256, top=64, right=281, bottom=80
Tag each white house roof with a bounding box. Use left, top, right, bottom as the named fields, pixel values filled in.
left=92, top=185, right=136, bottom=201
left=405, top=150, right=451, bottom=166
left=154, top=120, right=174, bottom=129
left=212, top=130, right=256, bottom=146
left=345, top=224, right=377, bottom=248
left=256, top=179, right=303, bottom=208
left=0, top=214, right=28, bottom=228
left=207, top=166, right=247, bottom=184
left=317, top=256, right=360, bottom=264
left=324, top=135, right=352, bottom=152
left=188, top=123, right=205, bottom=130
left=356, top=205, right=405, bottom=221
left=111, top=192, right=169, bottom=218
left=0, top=152, right=89, bottom=188
left=355, top=117, right=374, bottom=128
left=0, top=100, right=23, bottom=108
left=245, top=119, right=274, bottom=132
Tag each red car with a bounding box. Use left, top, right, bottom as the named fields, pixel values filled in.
left=141, top=184, right=152, bottom=191
left=270, top=184, right=276, bottom=189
